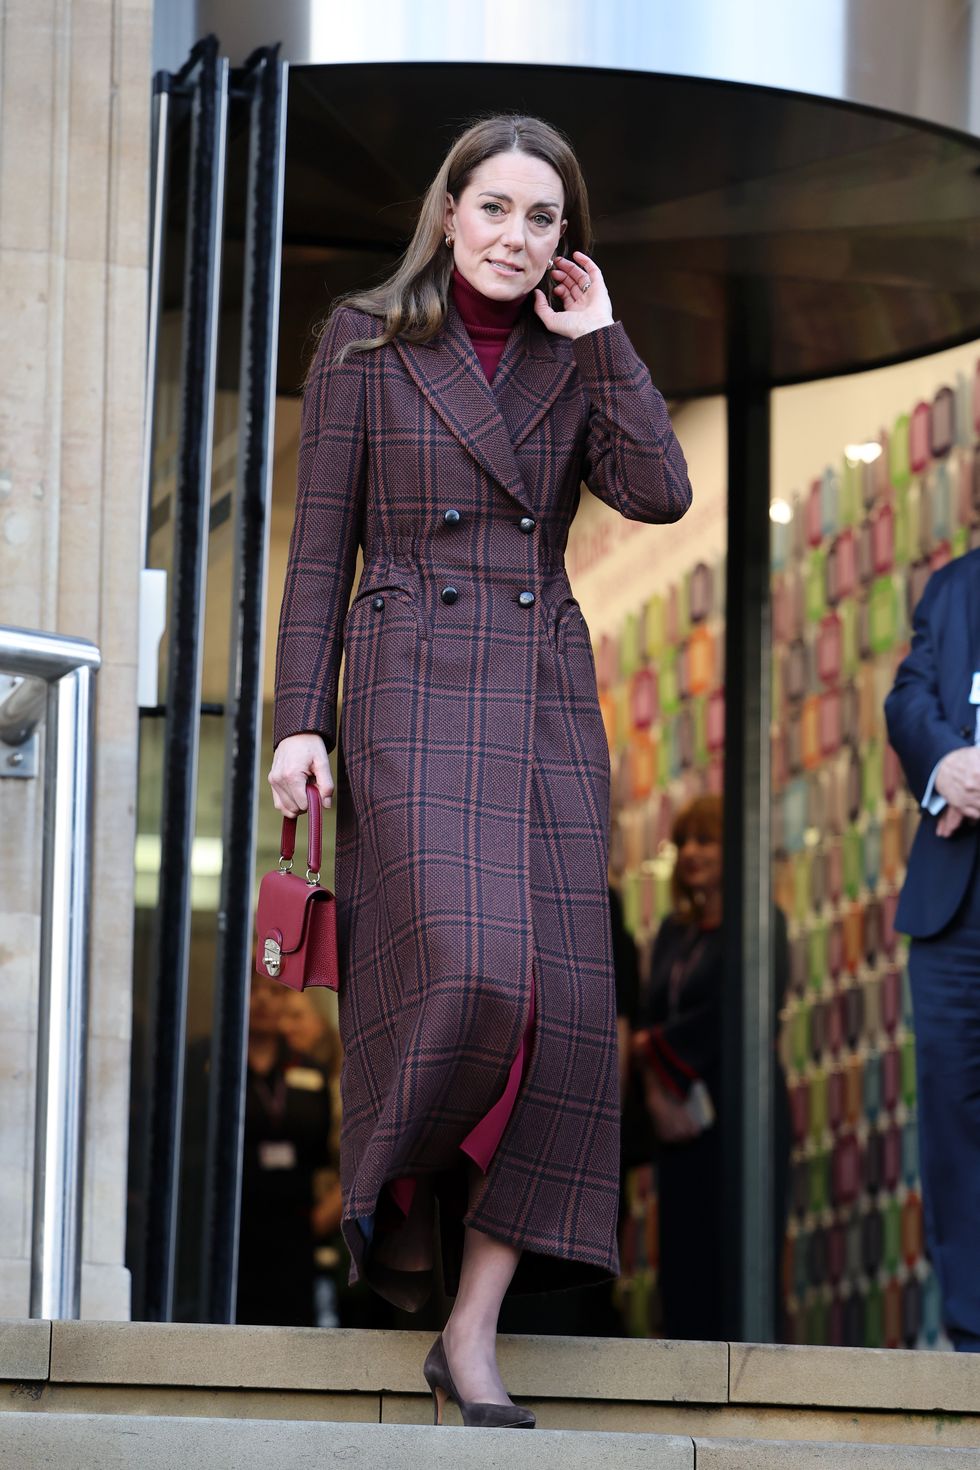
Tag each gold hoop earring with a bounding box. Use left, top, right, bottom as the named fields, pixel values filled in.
left=445, top=234, right=454, bottom=248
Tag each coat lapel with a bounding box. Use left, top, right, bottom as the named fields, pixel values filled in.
left=494, top=316, right=576, bottom=451
left=969, top=549, right=980, bottom=666
left=967, top=551, right=980, bottom=737
left=393, top=300, right=574, bottom=511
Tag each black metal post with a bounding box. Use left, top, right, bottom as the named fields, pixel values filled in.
left=722, top=278, right=775, bottom=1343
left=200, top=47, right=288, bottom=1324
left=143, top=36, right=228, bottom=1322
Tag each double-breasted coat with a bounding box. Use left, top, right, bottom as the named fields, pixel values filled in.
left=273, top=294, right=692, bottom=1297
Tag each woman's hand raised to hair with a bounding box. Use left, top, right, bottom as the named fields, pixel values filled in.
left=268, top=732, right=334, bottom=817
left=533, top=251, right=615, bottom=340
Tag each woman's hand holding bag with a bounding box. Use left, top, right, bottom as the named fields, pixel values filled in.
left=254, top=776, right=339, bottom=992
left=269, top=731, right=334, bottom=815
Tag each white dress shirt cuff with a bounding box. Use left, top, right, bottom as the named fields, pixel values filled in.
left=922, top=760, right=947, bottom=815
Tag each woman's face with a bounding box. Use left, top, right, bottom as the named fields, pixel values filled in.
left=249, top=973, right=285, bottom=1037
left=280, top=991, right=324, bottom=1055
left=677, top=829, right=723, bottom=900
left=444, top=150, right=567, bottom=302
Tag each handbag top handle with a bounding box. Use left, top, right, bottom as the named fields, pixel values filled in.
left=278, top=777, right=322, bottom=882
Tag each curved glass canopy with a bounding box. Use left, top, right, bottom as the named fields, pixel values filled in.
left=242, top=61, right=980, bottom=398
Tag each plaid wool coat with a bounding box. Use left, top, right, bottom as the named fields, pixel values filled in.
left=273, top=297, right=692, bottom=1297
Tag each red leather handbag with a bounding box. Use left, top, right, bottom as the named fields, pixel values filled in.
left=254, top=779, right=339, bottom=991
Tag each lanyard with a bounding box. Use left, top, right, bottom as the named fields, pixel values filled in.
left=251, top=1069, right=287, bottom=1124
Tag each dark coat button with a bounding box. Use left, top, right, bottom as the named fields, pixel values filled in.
left=444, top=508, right=461, bottom=525
left=519, top=516, right=536, bottom=533
left=372, top=595, right=385, bottom=611
left=441, top=585, right=459, bottom=605
left=518, top=590, right=535, bottom=608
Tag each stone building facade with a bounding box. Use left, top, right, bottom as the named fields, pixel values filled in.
left=0, top=0, right=151, bottom=1317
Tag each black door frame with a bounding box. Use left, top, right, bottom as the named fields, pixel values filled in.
left=133, top=38, right=287, bottom=1325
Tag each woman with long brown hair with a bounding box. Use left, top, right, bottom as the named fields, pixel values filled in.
left=269, top=113, right=691, bottom=1425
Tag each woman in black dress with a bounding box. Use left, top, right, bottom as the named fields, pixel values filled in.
left=631, top=795, right=790, bottom=1340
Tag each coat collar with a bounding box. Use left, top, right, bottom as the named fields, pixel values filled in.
left=392, top=298, right=575, bottom=511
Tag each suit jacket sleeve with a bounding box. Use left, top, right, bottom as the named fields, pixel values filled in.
left=884, top=566, right=966, bottom=805
left=273, top=309, right=371, bottom=752
left=571, top=321, right=693, bottom=524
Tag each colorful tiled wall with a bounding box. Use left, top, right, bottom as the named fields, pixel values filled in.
left=773, top=368, right=980, bottom=1349
left=609, top=359, right=980, bottom=1345
left=600, top=558, right=728, bottom=939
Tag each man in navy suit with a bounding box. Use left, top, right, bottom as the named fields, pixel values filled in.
left=885, top=546, right=980, bottom=1351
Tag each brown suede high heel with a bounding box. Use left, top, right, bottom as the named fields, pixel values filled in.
left=422, top=1334, right=536, bottom=1429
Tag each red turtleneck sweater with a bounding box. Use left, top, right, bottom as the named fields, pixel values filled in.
left=451, top=266, right=528, bottom=383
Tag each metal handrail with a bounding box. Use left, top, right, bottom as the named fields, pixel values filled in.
left=0, top=675, right=47, bottom=747
left=0, top=625, right=100, bottom=1320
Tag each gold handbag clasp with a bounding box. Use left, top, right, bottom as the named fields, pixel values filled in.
left=263, top=937, right=282, bottom=977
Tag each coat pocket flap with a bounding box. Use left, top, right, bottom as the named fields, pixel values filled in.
left=349, top=568, right=418, bottom=607
left=345, top=568, right=429, bottom=639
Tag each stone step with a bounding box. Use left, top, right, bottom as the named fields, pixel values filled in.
left=3, top=1321, right=980, bottom=1454
left=698, top=1443, right=980, bottom=1469
left=46, top=1321, right=725, bottom=1400
left=0, top=1413, right=689, bottom=1468
left=0, top=1414, right=978, bottom=1470
left=33, top=1320, right=980, bottom=1413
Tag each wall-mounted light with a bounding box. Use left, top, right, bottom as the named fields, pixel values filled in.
left=769, top=498, right=793, bottom=525
left=844, top=441, right=883, bottom=465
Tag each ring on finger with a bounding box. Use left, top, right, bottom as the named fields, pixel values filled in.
left=580, top=276, right=591, bottom=292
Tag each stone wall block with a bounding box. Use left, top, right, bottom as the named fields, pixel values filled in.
left=57, top=256, right=108, bottom=638
left=0, top=1256, right=29, bottom=1317
left=79, top=1260, right=131, bottom=1319
left=0, top=912, right=41, bottom=1035
left=109, top=0, right=153, bottom=270
left=0, top=0, right=150, bottom=1320
left=0, top=730, right=43, bottom=939
left=0, top=250, right=52, bottom=438
left=0, top=0, right=58, bottom=254
left=88, top=661, right=138, bottom=1044
left=0, top=246, right=58, bottom=640
left=0, top=1020, right=36, bottom=1260
left=82, top=1033, right=131, bottom=1268
left=100, top=261, right=147, bottom=668
left=65, top=1, right=112, bottom=266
